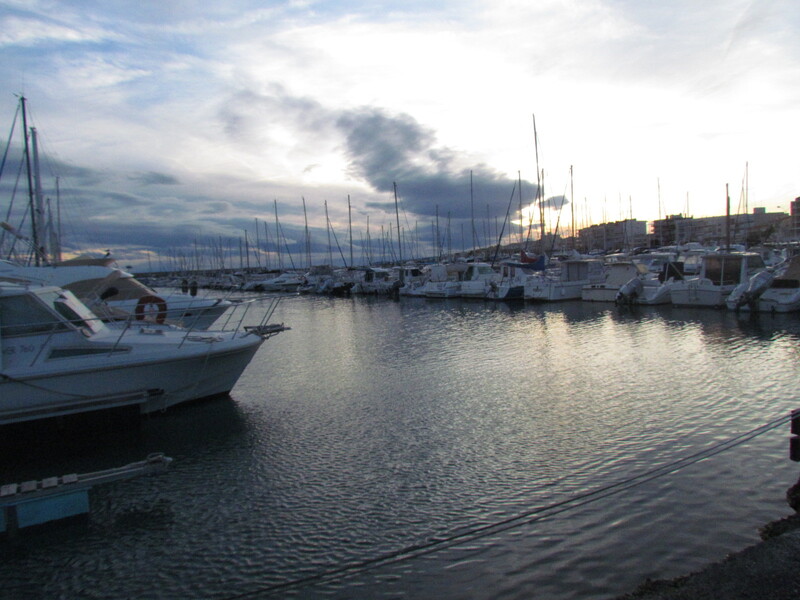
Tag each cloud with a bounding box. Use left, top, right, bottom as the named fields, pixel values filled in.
left=335, top=106, right=539, bottom=220
left=0, top=14, right=106, bottom=47
left=538, top=195, right=569, bottom=211
left=128, top=171, right=180, bottom=185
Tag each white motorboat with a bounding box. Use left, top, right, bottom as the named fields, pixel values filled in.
left=350, top=267, right=397, bottom=295
left=0, top=257, right=232, bottom=330
left=0, top=282, right=287, bottom=425
left=525, top=259, right=606, bottom=301
left=458, top=262, right=500, bottom=299
left=486, top=260, right=534, bottom=301
left=243, top=271, right=304, bottom=292
left=671, top=252, right=767, bottom=308
left=727, top=254, right=800, bottom=313
left=421, top=264, right=466, bottom=298
left=581, top=262, right=647, bottom=302
left=393, top=265, right=428, bottom=296
left=616, top=261, right=686, bottom=305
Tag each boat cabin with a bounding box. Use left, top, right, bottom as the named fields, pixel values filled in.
left=699, top=253, right=766, bottom=286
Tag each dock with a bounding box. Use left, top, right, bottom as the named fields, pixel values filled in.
left=0, top=453, right=172, bottom=536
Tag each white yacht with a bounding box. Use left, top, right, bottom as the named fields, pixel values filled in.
left=671, top=252, right=767, bottom=308
left=616, top=261, right=686, bottom=305
left=0, top=258, right=232, bottom=330
left=727, top=254, right=800, bottom=313
left=581, top=262, right=647, bottom=302
left=393, top=265, right=429, bottom=296
left=486, top=260, right=532, bottom=301
left=350, top=267, right=396, bottom=295
left=422, top=264, right=466, bottom=298
left=0, top=282, right=287, bottom=425
left=525, top=259, right=605, bottom=301
left=243, top=271, right=304, bottom=292
left=458, top=262, right=500, bottom=299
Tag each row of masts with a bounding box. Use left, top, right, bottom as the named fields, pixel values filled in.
left=150, top=184, right=560, bottom=276
left=10, top=97, right=750, bottom=275
left=3, top=96, right=63, bottom=266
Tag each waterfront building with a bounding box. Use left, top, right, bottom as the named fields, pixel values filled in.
left=578, top=219, right=648, bottom=253
left=650, top=208, right=790, bottom=247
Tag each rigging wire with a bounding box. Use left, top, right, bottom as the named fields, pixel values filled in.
left=222, top=411, right=792, bottom=599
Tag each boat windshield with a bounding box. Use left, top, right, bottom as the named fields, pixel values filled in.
left=705, top=255, right=743, bottom=285
left=38, top=290, right=104, bottom=334
left=0, top=293, right=70, bottom=337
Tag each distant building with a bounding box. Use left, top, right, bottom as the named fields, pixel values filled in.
left=791, top=197, right=800, bottom=239
left=650, top=208, right=789, bottom=246
left=578, top=219, right=648, bottom=252
left=651, top=214, right=694, bottom=246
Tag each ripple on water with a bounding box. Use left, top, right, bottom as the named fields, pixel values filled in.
left=1, top=296, right=798, bottom=599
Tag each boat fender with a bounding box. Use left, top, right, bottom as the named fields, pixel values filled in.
left=135, top=295, right=168, bottom=324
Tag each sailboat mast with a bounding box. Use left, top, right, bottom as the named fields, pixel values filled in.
left=658, top=178, right=663, bottom=247
left=745, top=161, right=749, bottom=215
left=518, top=170, right=523, bottom=246
left=725, top=184, right=731, bottom=251
left=435, top=204, right=440, bottom=261
left=254, top=218, right=262, bottom=269
left=262, top=221, right=271, bottom=271
left=55, top=176, right=62, bottom=262
left=324, top=200, right=333, bottom=266
left=470, top=170, right=477, bottom=254
left=302, top=197, right=311, bottom=269
left=274, top=199, right=282, bottom=271
left=19, top=97, right=40, bottom=266
left=570, top=165, right=575, bottom=250
left=393, top=182, right=403, bottom=266
left=29, top=126, right=49, bottom=265
left=532, top=114, right=544, bottom=253
left=347, top=194, right=353, bottom=267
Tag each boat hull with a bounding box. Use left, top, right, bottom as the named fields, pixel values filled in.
left=0, top=335, right=264, bottom=425
left=525, top=280, right=586, bottom=301
left=581, top=285, right=623, bottom=302
left=671, top=280, right=733, bottom=308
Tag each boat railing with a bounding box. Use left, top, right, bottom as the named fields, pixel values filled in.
left=103, top=294, right=285, bottom=348
left=0, top=294, right=286, bottom=363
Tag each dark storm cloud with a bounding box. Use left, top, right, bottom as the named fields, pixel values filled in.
left=334, top=107, right=539, bottom=220
left=539, top=195, right=569, bottom=210
left=219, top=87, right=334, bottom=146
left=219, top=90, right=540, bottom=223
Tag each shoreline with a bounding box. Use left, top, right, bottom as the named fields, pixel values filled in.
left=616, top=515, right=800, bottom=599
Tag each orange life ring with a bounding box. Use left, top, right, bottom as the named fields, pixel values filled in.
left=134, top=294, right=168, bottom=324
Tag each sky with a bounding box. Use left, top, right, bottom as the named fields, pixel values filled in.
left=0, top=0, right=797, bottom=270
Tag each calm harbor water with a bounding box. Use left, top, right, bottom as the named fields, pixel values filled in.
left=2, top=295, right=800, bottom=599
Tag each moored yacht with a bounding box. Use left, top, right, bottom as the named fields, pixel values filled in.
left=243, top=271, right=304, bottom=292
left=458, top=262, right=500, bottom=299
left=0, top=282, right=287, bottom=425
left=422, top=263, right=466, bottom=298
left=581, top=262, right=646, bottom=302
left=671, top=252, right=766, bottom=308
left=486, top=260, right=531, bottom=301
left=616, top=261, right=685, bottom=305
left=393, top=264, right=428, bottom=296
left=525, top=259, right=605, bottom=301
left=0, top=258, right=232, bottom=330
left=727, top=254, right=800, bottom=313
left=350, top=267, right=397, bottom=295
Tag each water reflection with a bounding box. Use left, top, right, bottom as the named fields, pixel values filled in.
left=2, top=294, right=798, bottom=600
